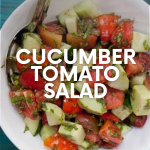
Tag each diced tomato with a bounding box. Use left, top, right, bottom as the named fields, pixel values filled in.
left=16, top=54, right=49, bottom=72
left=87, top=59, right=112, bottom=88
left=9, top=90, right=38, bottom=120
left=45, top=21, right=66, bottom=35
left=66, top=34, right=97, bottom=50
left=99, top=14, right=119, bottom=46
left=138, top=53, right=150, bottom=72
left=111, top=20, right=134, bottom=48
left=145, top=75, right=150, bottom=90
left=124, top=113, right=147, bottom=128
left=101, top=112, right=120, bottom=122
left=125, top=57, right=143, bottom=77
left=46, top=70, right=62, bottom=93
left=41, top=111, right=48, bottom=125
left=38, top=26, right=62, bottom=48
left=19, top=69, right=46, bottom=90
left=97, top=137, right=119, bottom=148
left=76, top=112, right=99, bottom=134
left=35, top=90, right=47, bottom=110
left=63, top=96, right=82, bottom=114
left=104, top=86, right=125, bottom=110
left=85, top=131, right=100, bottom=143
left=44, top=134, right=77, bottom=150
left=46, top=25, right=66, bottom=35
left=99, top=120, right=123, bottom=145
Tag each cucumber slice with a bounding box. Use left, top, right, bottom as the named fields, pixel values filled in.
left=65, top=16, right=77, bottom=34
left=107, top=64, right=129, bottom=91
left=130, top=73, right=146, bottom=87
left=74, top=79, right=94, bottom=93
left=73, top=0, right=98, bottom=18
left=40, top=124, right=57, bottom=140
left=116, top=123, right=131, bottom=136
left=130, top=85, right=150, bottom=116
left=58, top=121, right=85, bottom=145
left=131, top=31, right=150, bottom=52
left=52, top=42, right=73, bottom=59
left=112, top=105, right=132, bottom=121
left=24, top=117, right=41, bottom=136
left=42, top=103, right=65, bottom=126
left=57, top=7, right=79, bottom=27
left=78, top=96, right=107, bottom=115
left=22, top=33, right=42, bottom=53
left=73, top=50, right=93, bottom=73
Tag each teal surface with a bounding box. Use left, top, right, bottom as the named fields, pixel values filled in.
left=0, top=0, right=150, bottom=150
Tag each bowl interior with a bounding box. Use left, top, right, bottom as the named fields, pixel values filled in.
left=1, top=0, right=150, bottom=150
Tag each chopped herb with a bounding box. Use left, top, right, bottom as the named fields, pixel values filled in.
left=11, top=96, right=24, bottom=103
left=96, top=98, right=106, bottom=110
left=121, top=39, right=128, bottom=46
left=42, top=103, right=48, bottom=111
left=145, top=99, right=150, bottom=109
left=73, top=32, right=78, bottom=37
left=32, top=109, right=39, bottom=118
left=110, top=140, right=117, bottom=146
left=143, top=40, right=150, bottom=51
left=58, top=116, right=64, bottom=122
left=75, top=120, right=79, bottom=124
left=117, top=123, right=124, bottom=132
left=129, top=115, right=135, bottom=124
left=50, top=109, right=54, bottom=113
left=25, top=97, right=33, bottom=105
left=83, top=42, right=89, bottom=47
left=24, top=126, right=29, bottom=133
left=101, top=41, right=108, bottom=46
left=98, top=118, right=104, bottom=127
left=83, top=32, right=88, bottom=39
left=109, top=130, right=121, bottom=138
left=124, top=93, right=132, bottom=110
left=41, top=23, right=47, bottom=30
left=62, top=122, right=78, bottom=131
left=116, top=33, right=123, bottom=44
left=21, top=63, right=36, bottom=73
left=78, top=20, right=84, bottom=30
left=53, top=144, right=58, bottom=150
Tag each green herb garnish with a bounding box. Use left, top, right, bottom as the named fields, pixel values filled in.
left=143, top=40, right=150, bottom=51
left=124, top=93, right=132, bottom=110
left=41, top=23, right=47, bottom=30
left=145, top=99, right=150, bottom=109
left=50, top=109, right=54, bottom=113
left=62, top=122, right=78, bottom=131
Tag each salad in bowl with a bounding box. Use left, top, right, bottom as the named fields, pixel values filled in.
left=2, top=0, right=150, bottom=150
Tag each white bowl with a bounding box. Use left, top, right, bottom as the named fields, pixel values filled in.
left=0, top=0, right=150, bottom=150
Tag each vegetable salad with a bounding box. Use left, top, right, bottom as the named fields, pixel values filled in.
left=8, top=0, right=150, bottom=149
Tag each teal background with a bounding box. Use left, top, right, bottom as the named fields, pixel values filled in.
left=0, top=0, right=150, bottom=150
